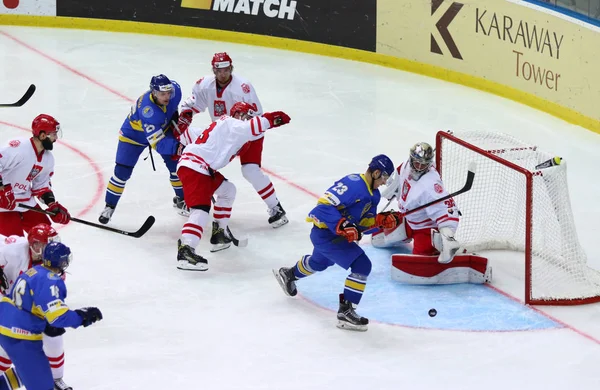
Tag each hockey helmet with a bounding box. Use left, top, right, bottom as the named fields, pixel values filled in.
left=149, top=74, right=173, bottom=93
left=369, top=154, right=395, bottom=178
left=32, top=114, right=61, bottom=137
left=28, top=223, right=60, bottom=259
left=230, top=101, right=256, bottom=119
left=212, top=52, right=233, bottom=69
left=42, top=241, right=72, bottom=272
left=409, top=142, right=434, bottom=172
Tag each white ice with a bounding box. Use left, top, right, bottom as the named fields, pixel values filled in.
left=1, top=26, right=599, bottom=389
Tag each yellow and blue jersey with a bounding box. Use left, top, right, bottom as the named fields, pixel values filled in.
left=307, top=173, right=381, bottom=234
left=0, top=266, right=82, bottom=341
left=119, top=81, right=182, bottom=155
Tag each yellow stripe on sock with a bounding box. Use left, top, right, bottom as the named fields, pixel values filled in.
left=107, top=182, right=124, bottom=194
left=6, top=367, right=20, bottom=389
left=344, top=279, right=365, bottom=292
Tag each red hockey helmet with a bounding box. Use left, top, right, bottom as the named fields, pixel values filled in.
left=230, top=102, right=256, bottom=119
left=32, top=114, right=61, bottom=137
left=27, top=223, right=60, bottom=260
left=212, top=52, right=233, bottom=69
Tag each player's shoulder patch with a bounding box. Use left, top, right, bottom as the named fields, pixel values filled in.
left=195, top=77, right=204, bottom=85
left=241, top=83, right=251, bottom=94
left=347, top=174, right=361, bottom=181
left=9, top=140, right=20, bottom=148
left=142, top=106, right=154, bottom=118
left=434, top=183, right=444, bottom=194
left=322, top=191, right=341, bottom=206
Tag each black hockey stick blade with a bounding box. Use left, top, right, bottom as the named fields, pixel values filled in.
left=18, top=204, right=155, bottom=238
left=0, top=84, right=36, bottom=107
left=226, top=226, right=248, bottom=247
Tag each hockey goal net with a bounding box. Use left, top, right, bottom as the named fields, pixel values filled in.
left=436, top=130, right=600, bottom=305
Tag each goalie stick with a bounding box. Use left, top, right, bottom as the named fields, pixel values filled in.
left=18, top=204, right=155, bottom=238
left=0, top=85, right=36, bottom=107
left=333, top=163, right=476, bottom=243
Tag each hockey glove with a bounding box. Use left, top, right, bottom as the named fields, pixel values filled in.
left=375, top=211, right=403, bottom=230
left=44, top=323, right=66, bottom=337
left=0, top=184, right=16, bottom=211
left=175, top=108, right=194, bottom=138
left=47, top=202, right=71, bottom=224
left=0, top=267, right=8, bottom=295
left=75, top=307, right=103, bottom=327
left=336, top=218, right=362, bottom=243
left=263, top=111, right=291, bottom=128
left=171, top=143, right=184, bottom=161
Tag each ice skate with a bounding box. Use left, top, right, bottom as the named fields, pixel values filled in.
left=336, top=294, right=368, bottom=331
left=98, top=204, right=115, bottom=224
left=54, top=378, right=73, bottom=390
left=268, top=202, right=288, bottom=228
left=272, top=267, right=297, bottom=297
left=210, top=221, right=232, bottom=252
left=177, top=239, right=208, bottom=271
left=173, top=196, right=190, bottom=217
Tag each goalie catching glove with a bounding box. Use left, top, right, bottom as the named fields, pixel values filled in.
left=336, top=218, right=362, bottom=243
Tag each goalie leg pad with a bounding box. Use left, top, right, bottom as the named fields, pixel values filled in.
left=391, top=254, right=491, bottom=284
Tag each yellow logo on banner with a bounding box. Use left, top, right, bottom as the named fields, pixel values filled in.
left=181, top=0, right=212, bottom=10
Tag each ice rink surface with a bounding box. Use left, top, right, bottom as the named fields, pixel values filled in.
left=1, top=25, right=599, bottom=389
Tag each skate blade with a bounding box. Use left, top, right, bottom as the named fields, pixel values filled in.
left=336, top=321, right=368, bottom=332
left=272, top=269, right=296, bottom=297
left=177, top=260, right=208, bottom=271
left=270, top=216, right=289, bottom=228
left=210, top=243, right=232, bottom=253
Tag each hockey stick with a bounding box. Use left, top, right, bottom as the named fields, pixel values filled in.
left=18, top=204, right=155, bottom=238
left=226, top=226, right=248, bottom=247
left=0, top=85, right=36, bottom=107
left=333, top=163, right=476, bottom=242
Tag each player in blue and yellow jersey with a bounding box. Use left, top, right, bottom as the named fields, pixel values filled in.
left=0, top=242, right=102, bottom=390
left=273, top=155, right=401, bottom=331
left=99, top=74, right=186, bottom=224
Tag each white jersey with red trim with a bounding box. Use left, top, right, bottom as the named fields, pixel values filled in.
left=0, top=235, right=31, bottom=293
left=177, top=115, right=271, bottom=174
left=0, top=137, right=54, bottom=213
left=395, top=160, right=460, bottom=232
left=181, top=74, right=263, bottom=123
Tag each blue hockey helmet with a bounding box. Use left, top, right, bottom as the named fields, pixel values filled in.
left=42, top=242, right=72, bottom=272
left=149, top=74, right=173, bottom=93
left=369, top=154, right=394, bottom=178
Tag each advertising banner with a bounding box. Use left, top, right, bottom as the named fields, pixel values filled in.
left=56, top=0, right=377, bottom=51
left=1, top=0, right=56, bottom=15
left=377, top=0, right=600, bottom=124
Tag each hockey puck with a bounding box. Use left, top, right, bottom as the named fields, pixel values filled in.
left=428, top=308, right=437, bottom=317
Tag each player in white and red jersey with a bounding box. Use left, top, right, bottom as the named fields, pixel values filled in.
left=176, top=102, right=291, bottom=271
left=176, top=52, right=289, bottom=228
left=0, top=114, right=71, bottom=237
left=0, top=224, right=72, bottom=390
left=372, top=142, right=491, bottom=284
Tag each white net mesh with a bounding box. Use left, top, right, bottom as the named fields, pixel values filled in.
left=437, top=131, right=600, bottom=304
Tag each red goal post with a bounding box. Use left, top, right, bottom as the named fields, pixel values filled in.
left=435, top=130, right=600, bottom=305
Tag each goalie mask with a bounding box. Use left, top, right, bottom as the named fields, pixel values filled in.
left=409, top=142, right=434, bottom=173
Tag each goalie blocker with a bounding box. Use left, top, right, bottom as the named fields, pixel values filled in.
left=391, top=253, right=492, bottom=284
